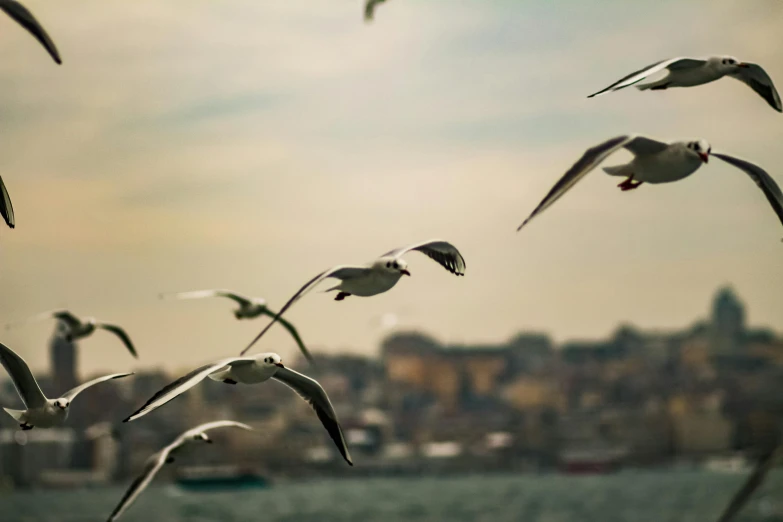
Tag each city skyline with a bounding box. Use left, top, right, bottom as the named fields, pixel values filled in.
left=0, top=1, right=781, bottom=375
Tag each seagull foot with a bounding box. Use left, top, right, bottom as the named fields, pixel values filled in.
left=335, top=292, right=351, bottom=301
left=618, top=177, right=643, bottom=191
left=223, top=379, right=237, bottom=385
left=20, top=423, right=33, bottom=431
left=650, top=83, right=670, bottom=91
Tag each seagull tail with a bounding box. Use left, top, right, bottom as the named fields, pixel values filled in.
left=602, top=165, right=629, bottom=177
left=3, top=408, right=24, bottom=422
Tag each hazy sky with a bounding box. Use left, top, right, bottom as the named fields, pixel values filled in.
left=0, top=0, right=781, bottom=375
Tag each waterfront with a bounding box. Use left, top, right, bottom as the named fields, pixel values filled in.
left=1, top=470, right=781, bottom=522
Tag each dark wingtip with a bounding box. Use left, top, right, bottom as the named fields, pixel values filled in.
left=122, top=417, right=130, bottom=423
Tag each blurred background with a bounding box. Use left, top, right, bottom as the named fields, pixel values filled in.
left=0, top=0, right=781, bottom=521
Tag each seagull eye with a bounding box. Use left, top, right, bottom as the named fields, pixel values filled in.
left=386, top=262, right=391, bottom=268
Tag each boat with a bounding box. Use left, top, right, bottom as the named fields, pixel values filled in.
left=174, top=465, right=271, bottom=492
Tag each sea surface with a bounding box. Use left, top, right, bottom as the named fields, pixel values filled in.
left=0, top=470, right=781, bottom=522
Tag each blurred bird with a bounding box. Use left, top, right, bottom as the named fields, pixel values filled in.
left=0, top=341, right=132, bottom=430
left=588, top=56, right=781, bottom=112
left=240, top=239, right=466, bottom=355
left=364, top=0, right=388, bottom=21
left=715, top=446, right=783, bottom=522
left=0, top=176, right=14, bottom=229
left=123, top=352, right=353, bottom=466
left=106, top=420, right=253, bottom=521
left=160, top=289, right=312, bottom=363
left=0, top=0, right=61, bottom=64
left=517, top=135, right=783, bottom=234
left=6, top=310, right=139, bottom=359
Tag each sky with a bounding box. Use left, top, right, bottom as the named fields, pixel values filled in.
left=0, top=0, right=781, bottom=376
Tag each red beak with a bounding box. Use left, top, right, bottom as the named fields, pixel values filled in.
left=401, top=269, right=411, bottom=276
left=275, top=363, right=285, bottom=368
left=699, top=153, right=709, bottom=163
left=738, top=63, right=750, bottom=68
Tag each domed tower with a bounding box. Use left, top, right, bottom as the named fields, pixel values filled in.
left=710, top=287, right=746, bottom=355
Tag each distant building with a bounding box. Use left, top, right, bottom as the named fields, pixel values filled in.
left=710, top=287, right=746, bottom=355
left=50, top=324, right=78, bottom=393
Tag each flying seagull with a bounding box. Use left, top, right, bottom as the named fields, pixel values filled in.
left=0, top=176, right=14, bottom=229
left=240, top=239, right=465, bottom=355
left=160, top=289, right=313, bottom=363
left=0, top=0, right=61, bottom=64
left=0, top=342, right=132, bottom=429
left=7, top=310, right=138, bottom=358
left=123, top=352, right=353, bottom=466
left=588, top=56, right=781, bottom=112
left=516, top=135, right=783, bottom=234
left=106, top=420, right=253, bottom=522
left=364, top=0, right=388, bottom=21
left=715, top=446, right=783, bottom=522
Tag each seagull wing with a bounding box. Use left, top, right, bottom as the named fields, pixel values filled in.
left=517, top=135, right=638, bottom=231
left=364, top=0, right=385, bottom=21
left=96, top=323, right=138, bottom=359
left=0, top=0, right=61, bottom=64
left=272, top=367, right=353, bottom=465
left=123, top=358, right=253, bottom=422
left=260, top=308, right=313, bottom=364
left=0, top=342, right=47, bottom=408
left=383, top=240, right=466, bottom=276
left=162, top=289, right=254, bottom=307
left=729, top=63, right=782, bottom=112
left=712, top=152, right=783, bottom=231
left=174, top=420, right=254, bottom=446
left=240, top=265, right=369, bottom=355
left=51, top=310, right=83, bottom=329
left=106, top=450, right=168, bottom=522
left=0, top=176, right=15, bottom=229
left=715, top=447, right=783, bottom=522
left=60, top=372, right=133, bottom=403
left=587, top=57, right=700, bottom=97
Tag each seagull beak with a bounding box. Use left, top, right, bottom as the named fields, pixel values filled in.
left=275, top=362, right=285, bottom=368
left=738, top=62, right=750, bottom=68
left=699, top=153, right=709, bottom=163
left=400, top=269, right=411, bottom=276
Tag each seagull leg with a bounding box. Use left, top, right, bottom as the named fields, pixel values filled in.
left=335, top=292, right=351, bottom=301
left=223, top=379, right=237, bottom=385
left=650, top=83, right=670, bottom=91
left=618, top=176, right=643, bottom=191
left=20, top=423, right=33, bottom=431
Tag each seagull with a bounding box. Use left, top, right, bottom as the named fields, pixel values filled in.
left=240, top=239, right=465, bottom=355
left=588, top=56, right=781, bottom=112
left=364, top=0, right=388, bottom=21
left=7, top=310, right=138, bottom=358
left=106, top=420, right=253, bottom=522
left=160, top=289, right=313, bottom=363
left=715, top=446, right=783, bottom=522
left=0, top=0, right=61, bottom=64
left=0, top=342, right=132, bottom=430
left=123, top=352, right=353, bottom=466
left=0, top=176, right=14, bottom=229
left=516, top=135, right=783, bottom=233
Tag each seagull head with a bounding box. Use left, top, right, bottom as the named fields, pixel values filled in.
left=53, top=399, right=69, bottom=410
left=687, top=139, right=711, bottom=163
left=262, top=353, right=285, bottom=368
left=381, top=258, right=411, bottom=276
left=719, top=55, right=749, bottom=69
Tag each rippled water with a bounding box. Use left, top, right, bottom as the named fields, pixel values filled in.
left=1, top=470, right=781, bottom=522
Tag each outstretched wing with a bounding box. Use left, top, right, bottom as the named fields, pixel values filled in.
left=517, top=135, right=639, bottom=231
left=729, top=63, right=782, bottom=113
left=383, top=240, right=466, bottom=276
left=272, top=367, right=352, bottom=465
left=715, top=447, right=783, bottom=522
left=174, top=420, right=254, bottom=446
left=712, top=153, right=783, bottom=231
left=261, top=309, right=313, bottom=364
left=161, top=289, right=254, bottom=307
left=96, top=323, right=138, bottom=359
left=0, top=176, right=15, bottom=229
left=0, top=342, right=47, bottom=408
left=240, top=265, right=369, bottom=355
left=0, top=0, right=61, bottom=64
left=60, top=372, right=133, bottom=403
left=123, top=358, right=253, bottom=422
left=106, top=451, right=167, bottom=521
left=587, top=57, right=701, bottom=97
left=51, top=310, right=83, bottom=329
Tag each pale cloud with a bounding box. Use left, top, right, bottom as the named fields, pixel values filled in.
left=0, top=0, right=780, bottom=374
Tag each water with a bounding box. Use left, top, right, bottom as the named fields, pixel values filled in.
left=1, top=470, right=780, bottom=522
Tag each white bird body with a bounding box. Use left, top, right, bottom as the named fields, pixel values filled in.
left=0, top=342, right=132, bottom=430
left=206, top=356, right=278, bottom=384
left=329, top=261, right=404, bottom=297
left=602, top=141, right=704, bottom=184
left=640, top=57, right=730, bottom=89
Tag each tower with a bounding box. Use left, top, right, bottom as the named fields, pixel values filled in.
left=710, top=287, right=746, bottom=355
left=49, top=323, right=78, bottom=393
